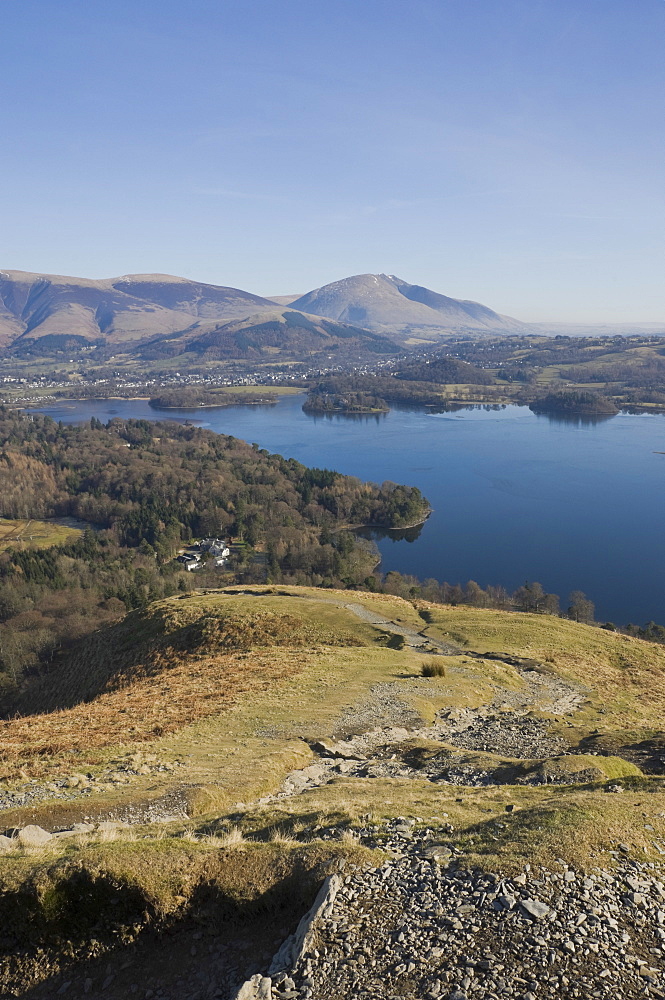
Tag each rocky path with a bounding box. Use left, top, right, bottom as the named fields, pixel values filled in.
left=269, top=653, right=588, bottom=800
left=339, top=600, right=461, bottom=654
left=240, top=823, right=665, bottom=1000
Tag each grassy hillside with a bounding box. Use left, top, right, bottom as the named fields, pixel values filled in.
left=2, top=586, right=665, bottom=995
left=1, top=587, right=663, bottom=829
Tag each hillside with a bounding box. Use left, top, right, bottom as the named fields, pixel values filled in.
left=0, top=270, right=277, bottom=352
left=1, top=586, right=664, bottom=998
left=138, top=308, right=399, bottom=361
left=395, top=353, right=495, bottom=385
left=289, top=273, right=529, bottom=342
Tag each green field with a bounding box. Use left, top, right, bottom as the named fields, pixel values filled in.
left=0, top=518, right=84, bottom=552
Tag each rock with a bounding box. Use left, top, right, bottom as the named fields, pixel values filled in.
left=269, top=875, right=342, bottom=975
left=420, top=845, right=453, bottom=863
left=519, top=898, right=551, bottom=920
left=232, top=975, right=264, bottom=1000
left=494, top=894, right=516, bottom=911
left=0, top=835, right=14, bottom=852
left=336, top=760, right=355, bottom=774
left=310, top=740, right=363, bottom=761
left=17, top=825, right=52, bottom=847
left=67, top=773, right=88, bottom=788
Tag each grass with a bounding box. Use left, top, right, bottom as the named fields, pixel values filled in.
left=223, top=773, right=665, bottom=873
left=1, top=595, right=371, bottom=781
left=3, top=585, right=665, bottom=873
left=0, top=834, right=377, bottom=994
left=0, top=517, right=83, bottom=552
left=417, top=601, right=665, bottom=735
left=421, top=659, right=446, bottom=677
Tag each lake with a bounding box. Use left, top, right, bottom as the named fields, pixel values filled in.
left=33, top=394, right=665, bottom=626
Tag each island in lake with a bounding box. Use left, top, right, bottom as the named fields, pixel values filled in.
left=149, top=387, right=277, bottom=408
left=302, top=391, right=390, bottom=414
left=529, top=389, right=620, bottom=416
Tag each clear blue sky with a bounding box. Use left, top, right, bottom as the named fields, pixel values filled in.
left=2, top=0, right=663, bottom=322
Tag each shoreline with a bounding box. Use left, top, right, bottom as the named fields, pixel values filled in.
left=334, top=508, right=433, bottom=533
left=149, top=400, right=277, bottom=410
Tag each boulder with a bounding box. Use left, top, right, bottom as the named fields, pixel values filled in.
left=0, top=834, right=14, bottom=853
left=519, top=898, right=551, bottom=920
left=17, top=825, right=52, bottom=848
left=231, top=974, right=272, bottom=1000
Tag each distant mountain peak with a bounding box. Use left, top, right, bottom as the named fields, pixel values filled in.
left=0, top=267, right=530, bottom=356
left=288, top=273, right=527, bottom=339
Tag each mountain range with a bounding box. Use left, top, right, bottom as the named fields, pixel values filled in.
left=0, top=269, right=528, bottom=359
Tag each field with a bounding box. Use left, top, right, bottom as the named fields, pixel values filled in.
left=0, top=517, right=84, bottom=552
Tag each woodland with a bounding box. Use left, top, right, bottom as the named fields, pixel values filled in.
left=0, top=407, right=428, bottom=698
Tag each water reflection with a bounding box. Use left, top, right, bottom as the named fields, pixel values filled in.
left=533, top=411, right=617, bottom=428
left=355, top=522, right=425, bottom=544
left=303, top=410, right=387, bottom=424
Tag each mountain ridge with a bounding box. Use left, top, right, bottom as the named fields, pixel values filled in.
left=0, top=268, right=528, bottom=356
left=0, top=269, right=277, bottom=350
left=138, top=308, right=399, bottom=361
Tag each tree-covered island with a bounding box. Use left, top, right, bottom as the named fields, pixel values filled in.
left=302, top=391, right=389, bottom=414
left=148, top=388, right=278, bottom=408
left=529, top=390, right=620, bottom=415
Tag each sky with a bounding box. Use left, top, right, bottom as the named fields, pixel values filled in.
left=1, top=0, right=664, bottom=323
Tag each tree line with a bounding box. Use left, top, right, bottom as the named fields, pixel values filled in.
left=365, top=570, right=665, bottom=645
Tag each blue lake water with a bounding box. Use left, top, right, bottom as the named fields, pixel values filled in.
left=33, top=394, right=665, bottom=626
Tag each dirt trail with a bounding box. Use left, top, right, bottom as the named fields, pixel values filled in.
left=0, top=593, right=587, bottom=824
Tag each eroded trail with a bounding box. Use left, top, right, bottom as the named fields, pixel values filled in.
left=268, top=628, right=589, bottom=801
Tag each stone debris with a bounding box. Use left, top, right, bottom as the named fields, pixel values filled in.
left=0, top=753, right=187, bottom=813
left=230, top=823, right=665, bottom=1000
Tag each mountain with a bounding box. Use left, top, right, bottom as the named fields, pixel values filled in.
left=289, top=273, right=528, bottom=340
left=139, top=308, right=399, bottom=361
left=0, top=268, right=529, bottom=358
left=0, top=270, right=277, bottom=351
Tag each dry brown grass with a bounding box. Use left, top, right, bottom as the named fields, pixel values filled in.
left=0, top=648, right=307, bottom=780
left=1, top=596, right=368, bottom=781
